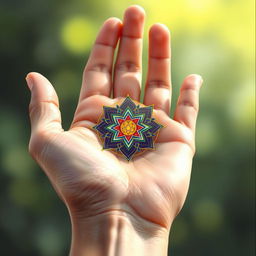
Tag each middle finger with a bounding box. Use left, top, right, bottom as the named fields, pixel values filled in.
left=113, top=5, right=145, bottom=100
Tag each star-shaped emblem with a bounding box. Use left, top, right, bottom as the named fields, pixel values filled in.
left=93, top=97, right=163, bottom=160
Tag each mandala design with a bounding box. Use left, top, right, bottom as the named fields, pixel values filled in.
left=93, top=96, right=163, bottom=160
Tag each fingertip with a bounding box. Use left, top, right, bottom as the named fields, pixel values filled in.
left=122, top=5, right=145, bottom=37
left=125, top=5, right=146, bottom=18
left=182, top=74, right=203, bottom=91
left=25, top=72, right=46, bottom=89
left=96, top=17, right=122, bottom=47
left=149, top=23, right=170, bottom=38
left=149, top=23, right=170, bottom=49
left=25, top=72, right=58, bottom=104
left=104, top=17, right=122, bottom=27
left=26, top=72, right=46, bottom=82
left=149, top=23, right=170, bottom=59
left=25, top=73, right=34, bottom=90
left=186, top=74, right=203, bottom=83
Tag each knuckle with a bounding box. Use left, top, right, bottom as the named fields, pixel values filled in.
left=182, top=128, right=196, bottom=154
left=85, top=63, right=111, bottom=74
left=181, top=83, right=199, bottom=92
left=116, top=61, right=140, bottom=72
left=147, top=79, right=170, bottom=89
left=28, top=130, right=48, bottom=160
left=178, top=100, right=199, bottom=113
left=28, top=102, right=37, bottom=118
left=28, top=135, right=42, bottom=159
left=29, top=100, right=59, bottom=118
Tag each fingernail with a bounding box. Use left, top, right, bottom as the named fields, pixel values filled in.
left=25, top=74, right=33, bottom=90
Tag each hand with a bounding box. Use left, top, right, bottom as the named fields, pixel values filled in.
left=26, top=5, right=203, bottom=256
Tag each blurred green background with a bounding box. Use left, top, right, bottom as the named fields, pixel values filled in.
left=0, top=0, right=255, bottom=255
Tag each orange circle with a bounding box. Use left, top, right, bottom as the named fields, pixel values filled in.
left=120, top=120, right=137, bottom=135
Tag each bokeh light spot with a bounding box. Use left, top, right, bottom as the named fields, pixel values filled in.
left=8, top=179, right=40, bottom=208
left=35, top=224, right=63, bottom=256
left=170, top=217, right=189, bottom=246
left=60, top=16, right=96, bottom=54
left=228, top=81, right=255, bottom=134
left=52, top=70, right=80, bottom=101
left=196, top=116, right=220, bottom=156
left=192, top=199, right=223, bottom=233
left=3, top=145, right=34, bottom=179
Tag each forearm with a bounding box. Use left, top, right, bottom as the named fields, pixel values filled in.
left=69, top=211, right=170, bottom=256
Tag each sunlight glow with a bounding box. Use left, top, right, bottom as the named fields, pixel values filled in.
left=61, top=16, right=96, bottom=54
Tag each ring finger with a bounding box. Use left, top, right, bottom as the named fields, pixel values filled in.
left=144, top=23, right=171, bottom=115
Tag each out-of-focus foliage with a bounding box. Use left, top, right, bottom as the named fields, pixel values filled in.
left=0, top=0, right=254, bottom=255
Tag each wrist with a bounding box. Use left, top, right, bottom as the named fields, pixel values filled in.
left=69, top=210, right=170, bottom=256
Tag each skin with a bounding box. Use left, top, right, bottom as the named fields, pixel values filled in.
left=26, top=5, right=203, bottom=256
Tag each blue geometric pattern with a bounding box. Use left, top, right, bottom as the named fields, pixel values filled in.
left=93, top=97, right=163, bottom=160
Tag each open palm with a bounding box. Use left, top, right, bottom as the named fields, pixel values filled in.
left=26, top=6, right=202, bottom=233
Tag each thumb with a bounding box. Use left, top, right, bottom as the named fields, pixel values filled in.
left=26, top=72, right=63, bottom=135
